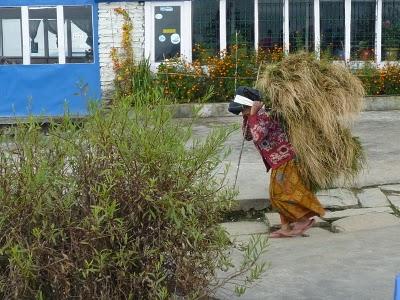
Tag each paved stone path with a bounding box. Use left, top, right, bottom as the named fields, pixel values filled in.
left=265, top=184, right=400, bottom=233
left=219, top=183, right=400, bottom=299
left=192, top=111, right=400, bottom=299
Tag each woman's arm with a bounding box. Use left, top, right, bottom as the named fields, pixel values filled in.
left=242, top=116, right=253, bottom=141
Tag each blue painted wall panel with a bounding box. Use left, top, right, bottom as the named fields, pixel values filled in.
left=0, top=64, right=101, bottom=117
left=1, top=0, right=94, bottom=6
left=0, top=0, right=101, bottom=117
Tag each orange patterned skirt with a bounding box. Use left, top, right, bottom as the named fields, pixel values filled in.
left=269, top=159, right=325, bottom=222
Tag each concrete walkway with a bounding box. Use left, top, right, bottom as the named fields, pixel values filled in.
left=217, top=224, right=400, bottom=300
left=193, top=111, right=400, bottom=300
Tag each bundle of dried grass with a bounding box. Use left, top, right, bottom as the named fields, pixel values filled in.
left=256, top=53, right=365, bottom=191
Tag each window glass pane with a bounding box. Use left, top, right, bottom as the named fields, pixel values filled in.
left=29, top=7, right=58, bottom=64
left=227, top=0, right=254, bottom=50
left=0, top=7, right=22, bottom=64
left=154, top=6, right=181, bottom=62
left=259, top=0, right=283, bottom=50
left=192, top=0, right=219, bottom=59
left=351, top=0, right=375, bottom=61
left=289, top=0, right=314, bottom=53
left=64, top=5, right=93, bottom=63
left=320, top=0, right=345, bottom=60
left=382, top=0, right=400, bottom=61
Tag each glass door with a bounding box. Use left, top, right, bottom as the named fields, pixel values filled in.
left=154, top=5, right=181, bottom=62
left=145, top=1, right=192, bottom=66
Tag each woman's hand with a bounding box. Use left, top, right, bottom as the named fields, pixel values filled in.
left=250, top=101, right=263, bottom=115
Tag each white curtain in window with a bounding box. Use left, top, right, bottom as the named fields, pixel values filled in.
left=72, top=19, right=92, bottom=47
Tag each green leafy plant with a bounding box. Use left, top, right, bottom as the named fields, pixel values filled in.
left=0, top=90, right=268, bottom=298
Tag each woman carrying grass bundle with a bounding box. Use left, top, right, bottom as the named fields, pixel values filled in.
left=228, top=86, right=325, bottom=238
left=229, top=53, right=365, bottom=238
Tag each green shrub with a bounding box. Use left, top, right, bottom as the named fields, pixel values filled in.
left=354, top=63, right=400, bottom=96
left=379, top=64, right=400, bottom=95
left=354, top=63, right=382, bottom=96
left=0, top=88, right=267, bottom=299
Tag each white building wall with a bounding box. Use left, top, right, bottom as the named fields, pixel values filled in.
left=98, top=2, right=145, bottom=97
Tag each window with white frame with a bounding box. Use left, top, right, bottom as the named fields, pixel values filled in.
left=29, top=7, right=59, bottom=64
left=382, top=0, right=400, bottom=61
left=289, top=0, right=314, bottom=53
left=0, top=5, right=93, bottom=66
left=226, top=0, right=254, bottom=50
left=259, top=0, right=283, bottom=51
left=64, top=6, right=93, bottom=63
left=192, top=0, right=219, bottom=58
left=0, top=7, right=22, bottom=64
left=351, top=0, right=376, bottom=61
left=320, top=0, right=345, bottom=60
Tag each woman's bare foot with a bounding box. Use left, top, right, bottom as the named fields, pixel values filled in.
left=269, top=222, right=294, bottom=238
left=269, top=228, right=296, bottom=238
left=290, top=218, right=315, bottom=235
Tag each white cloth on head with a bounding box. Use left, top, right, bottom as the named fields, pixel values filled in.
left=233, top=94, right=254, bottom=107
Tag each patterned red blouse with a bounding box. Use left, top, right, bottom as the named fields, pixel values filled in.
left=243, top=108, right=295, bottom=171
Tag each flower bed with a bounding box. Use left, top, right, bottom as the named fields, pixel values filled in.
left=156, top=45, right=284, bottom=103
left=356, top=63, right=400, bottom=96
left=156, top=50, right=400, bottom=104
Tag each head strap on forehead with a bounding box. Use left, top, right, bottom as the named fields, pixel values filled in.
left=233, top=94, right=254, bottom=107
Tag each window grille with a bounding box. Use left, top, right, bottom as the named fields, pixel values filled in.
left=259, top=0, right=283, bottom=50
left=320, top=0, right=345, bottom=60
left=382, top=0, right=400, bottom=61
left=289, top=0, right=314, bottom=53
left=192, top=0, right=219, bottom=59
left=351, top=0, right=376, bottom=61
left=226, top=0, right=255, bottom=50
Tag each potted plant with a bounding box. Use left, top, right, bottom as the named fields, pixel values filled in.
left=383, top=20, right=400, bottom=60
left=358, top=40, right=373, bottom=61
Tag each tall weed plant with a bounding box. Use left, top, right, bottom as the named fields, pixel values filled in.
left=0, top=91, right=266, bottom=298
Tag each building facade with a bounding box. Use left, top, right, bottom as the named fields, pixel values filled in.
left=0, top=0, right=101, bottom=118
left=1, top=0, right=399, bottom=117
